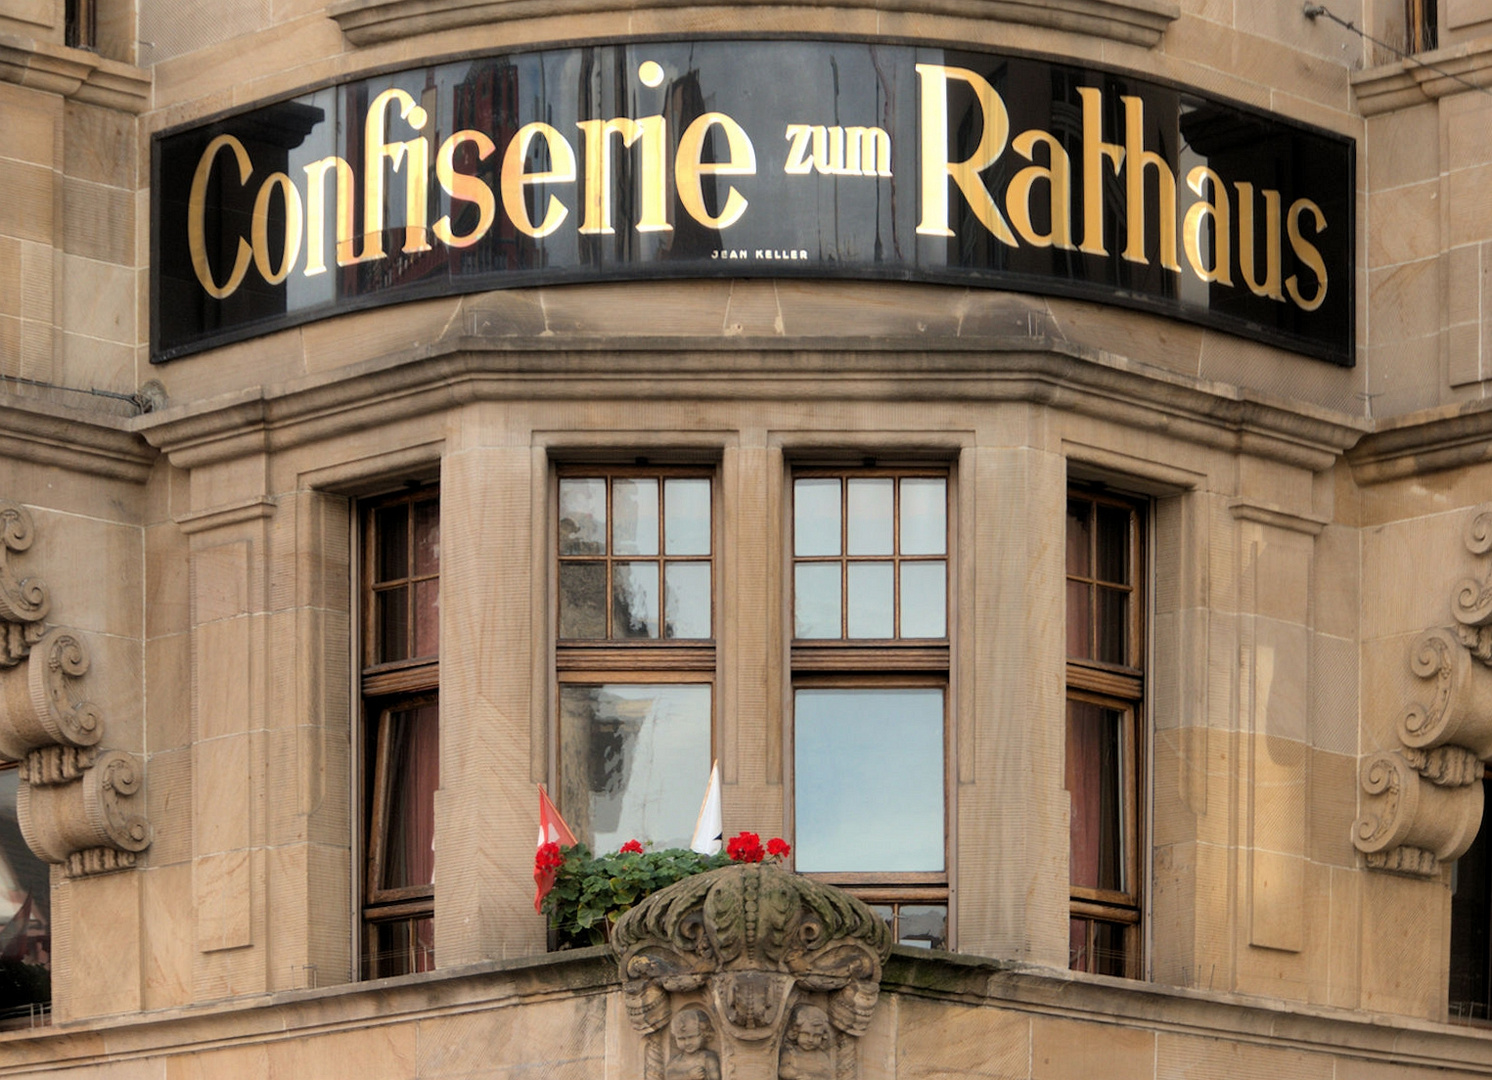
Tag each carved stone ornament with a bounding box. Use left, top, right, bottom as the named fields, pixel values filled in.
left=613, top=862, right=891, bottom=1080
left=0, top=501, right=149, bottom=877
left=1357, top=506, right=1492, bottom=876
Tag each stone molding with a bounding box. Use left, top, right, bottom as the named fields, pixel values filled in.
left=614, top=863, right=892, bottom=1080
left=1351, top=34, right=1492, bottom=116
left=1354, top=508, right=1492, bottom=876
left=0, top=33, right=150, bottom=113
left=328, top=0, right=1179, bottom=48
left=0, top=501, right=150, bottom=877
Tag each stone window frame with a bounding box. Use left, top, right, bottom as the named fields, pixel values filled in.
left=552, top=464, right=719, bottom=854
left=358, top=483, right=441, bottom=980
left=1065, top=483, right=1146, bottom=979
left=787, top=463, right=954, bottom=949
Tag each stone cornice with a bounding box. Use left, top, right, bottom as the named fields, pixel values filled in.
left=1351, top=32, right=1492, bottom=115
left=0, top=34, right=150, bottom=113
left=1347, top=397, right=1492, bottom=484
left=327, top=0, right=1179, bottom=48
left=134, top=334, right=1368, bottom=472
left=0, top=390, right=155, bottom=483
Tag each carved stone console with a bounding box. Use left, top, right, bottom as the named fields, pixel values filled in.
left=1355, top=507, right=1492, bottom=876
left=0, top=500, right=150, bottom=876
left=613, top=863, right=891, bottom=1080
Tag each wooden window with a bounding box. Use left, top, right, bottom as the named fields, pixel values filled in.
left=1408, top=0, right=1438, bottom=52
left=0, top=762, right=50, bottom=1028
left=791, top=469, right=951, bottom=949
left=360, top=486, right=439, bottom=979
left=555, top=469, right=715, bottom=853
left=1065, top=487, right=1144, bottom=979
left=64, top=0, right=96, bottom=50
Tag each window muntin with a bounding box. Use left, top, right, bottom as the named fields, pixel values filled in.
left=555, top=467, right=716, bottom=854
left=559, top=474, right=713, bottom=641
left=1065, top=487, right=1144, bottom=980
left=361, top=486, right=439, bottom=980
left=793, top=475, right=947, bottom=641
left=557, top=682, right=712, bottom=851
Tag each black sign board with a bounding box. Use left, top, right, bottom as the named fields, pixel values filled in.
left=152, top=40, right=1355, bottom=364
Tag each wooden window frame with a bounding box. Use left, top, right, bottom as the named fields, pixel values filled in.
left=1407, top=0, right=1438, bottom=52
left=789, top=466, right=953, bottom=950
left=553, top=466, right=718, bottom=852
left=359, top=485, right=439, bottom=980
left=1065, top=485, right=1146, bottom=980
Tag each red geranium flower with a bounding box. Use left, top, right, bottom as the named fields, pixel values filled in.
left=535, top=841, right=566, bottom=875
left=766, top=837, right=791, bottom=858
left=727, top=831, right=765, bottom=863
left=619, top=839, right=644, bottom=854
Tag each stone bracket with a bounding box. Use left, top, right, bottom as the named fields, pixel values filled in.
left=0, top=502, right=150, bottom=877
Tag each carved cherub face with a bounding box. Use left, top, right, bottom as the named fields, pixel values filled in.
left=790, top=1005, right=831, bottom=1050
left=672, top=1009, right=708, bottom=1052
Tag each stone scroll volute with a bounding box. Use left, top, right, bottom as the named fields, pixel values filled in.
left=0, top=501, right=150, bottom=877
left=613, top=863, right=892, bottom=1080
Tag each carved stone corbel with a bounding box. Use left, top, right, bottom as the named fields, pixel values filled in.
left=0, top=501, right=149, bottom=877
left=1353, top=751, right=1483, bottom=876
left=613, top=863, right=891, bottom=1080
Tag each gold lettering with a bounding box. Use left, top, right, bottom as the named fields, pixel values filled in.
left=1005, top=128, right=1073, bottom=249
left=500, top=122, right=578, bottom=239
left=361, top=87, right=431, bottom=261
left=811, top=125, right=845, bottom=175
left=187, top=134, right=253, bottom=299
left=1285, top=197, right=1328, bottom=311
left=1121, top=96, right=1179, bottom=271
left=1077, top=87, right=1124, bottom=257
left=302, top=156, right=357, bottom=273
left=576, top=116, right=671, bottom=235
left=676, top=112, right=757, bottom=230
left=844, top=126, right=892, bottom=177
left=784, top=124, right=814, bottom=175
left=250, top=171, right=303, bottom=285
left=1236, top=182, right=1284, bottom=301
left=915, top=63, right=1016, bottom=244
left=1182, top=166, right=1232, bottom=285
left=433, top=130, right=497, bottom=248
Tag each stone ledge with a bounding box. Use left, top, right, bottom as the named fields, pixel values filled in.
left=0, top=33, right=149, bottom=113
left=1351, top=31, right=1492, bottom=114
left=1348, top=397, right=1492, bottom=483
left=327, top=0, right=1179, bottom=48
left=0, top=387, right=155, bottom=483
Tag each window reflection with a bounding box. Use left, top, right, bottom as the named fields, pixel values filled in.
left=0, top=768, right=49, bottom=1026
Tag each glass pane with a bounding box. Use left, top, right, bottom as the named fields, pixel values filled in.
left=613, top=561, right=660, bottom=638
left=1451, top=783, right=1492, bottom=1020
left=559, top=478, right=607, bottom=555
left=794, top=688, right=944, bottom=873
left=1092, top=920, right=1130, bottom=977
left=900, top=561, right=946, bottom=638
left=413, top=579, right=439, bottom=659
left=377, top=587, right=409, bottom=663
left=846, top=562, right=893, bottom=638
left=1096, top=587, right=1129, bottom=665
left=1095, top=505, right=1130, bottom=584
left=558, top=562, right=607, bottom=638
left=1066, top=699, right=1124, bottom=893
left=664, top=562, right=711, bottom=639
left=1067, top=580, right=1091, bottom=660
left=0, top=768, right=49, bottom=1020
left=900, top=478, right=947, bottom=555
left=664, top=479, right=711, bottom=555
left=368, top=916, right=434, bottom=979
left=794, top=563, right=841, bottom=639
left=613, top=478, right=659, bottom=557
left=376, top=504, right=408, bottom=582
left=847, top=478, right=893, bottom=555
left=412, top=498, right=439, bottom=576
left=868, top=904, right=895, bottom=937
left=1066, top=498, right=1091, bottom=577
left=380, top=702, right=439, bottom=890
left=898, top=905, right=947, bottom=949
left=559, top=683, right=711, bottom=851
left=794, top=479, right=841, bottom=557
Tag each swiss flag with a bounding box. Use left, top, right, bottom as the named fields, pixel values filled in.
left=534, top=785, right=578, bottom=913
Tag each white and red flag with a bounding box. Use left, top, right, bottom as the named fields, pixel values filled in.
left=534, top=785, right=578, bottom=913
